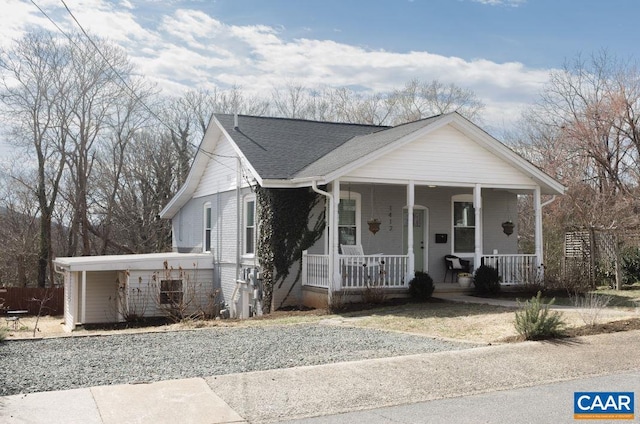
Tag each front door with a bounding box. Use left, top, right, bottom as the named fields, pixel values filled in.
left=404, top=208, right=428, bottom=272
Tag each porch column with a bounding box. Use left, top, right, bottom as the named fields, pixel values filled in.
left=534, top=186, right=543, bottom=271
left=331, top=180, right=341, bottom=292
left=81, top=270, right=87, bottom=324
left=473, top=184, right=482, bottom=271
left=406, top=181, right=415, bottom=280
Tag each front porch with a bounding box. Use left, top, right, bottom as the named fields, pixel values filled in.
left=302, top=251, right=540, bottom=292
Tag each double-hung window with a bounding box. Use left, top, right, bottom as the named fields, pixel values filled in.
left=452, top=194, right=475, bottom=254
left=204, top=203, right=212, bottom=253
left=244, top=196, right=256, bottom=255
left=338, top=192, right=360, bottom=249
left=160, top=279, right=183, bottom=305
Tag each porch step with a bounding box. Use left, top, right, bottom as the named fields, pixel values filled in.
left=434, top=283, right=474, bottom=295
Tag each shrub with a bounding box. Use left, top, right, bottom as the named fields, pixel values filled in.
left=621, top=246, right=640, bottom=284
left=570, top=292, right=612, bottom=327
left=362, top=280, right=385, bottom=304
left=473, top=265, right=501, bottom=294
left=408, top=271, right=434, bottom=301
left=328, top=289, right=345, bottom=312
left=514, top=291, right=565, bottom=340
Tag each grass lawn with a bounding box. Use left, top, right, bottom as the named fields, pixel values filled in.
left=475, top=284, right=640, bottom=308
left=4, top=287, right=639, bottom=344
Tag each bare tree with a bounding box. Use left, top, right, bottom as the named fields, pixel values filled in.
left=521, top=51, right=640, bottom=229
left=391, top=78, right=485, bottom=124
left=92, top=77, right=157, bottom=254
left=0, top=32, right=70, bottom=287
left=0, top=178, right=40, bottom=286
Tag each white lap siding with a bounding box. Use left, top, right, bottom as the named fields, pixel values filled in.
left=128, top=268, right=216, bottom=318
left=63, top=271, right=76, bottom=331
left=84, top=271, right=118, bottom=324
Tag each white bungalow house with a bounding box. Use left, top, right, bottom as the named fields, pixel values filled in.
left=55, top=112, right=564, bottom=329
left=161, top=112, right=564, bottom=310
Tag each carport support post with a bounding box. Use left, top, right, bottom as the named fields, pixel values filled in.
left=81, top=270, right=87, bottom=324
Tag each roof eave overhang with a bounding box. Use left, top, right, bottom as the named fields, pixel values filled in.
left=289, top=113, right=565, bottom=196
left=159, top=115, right=263, bottom=219
left=448, top=116, right=566, bottom=196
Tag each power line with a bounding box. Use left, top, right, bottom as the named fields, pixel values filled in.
left=30, top=0, right=238, bottom=163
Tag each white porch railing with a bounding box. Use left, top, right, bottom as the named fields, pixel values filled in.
left=302, top=251, right=330, bottom=288
left=302, top=251, right=408, bottom=290
left=481, top=254, right=538, bottom=285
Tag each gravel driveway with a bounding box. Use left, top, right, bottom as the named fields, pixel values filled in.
left=0, top=323, right=478, bottom=396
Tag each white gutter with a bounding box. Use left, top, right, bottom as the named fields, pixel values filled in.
left=541, top=195, right=557, bottom=208
left=311, top=181, right=334, bottom=306
left=236, top=157, right=242, bottom=282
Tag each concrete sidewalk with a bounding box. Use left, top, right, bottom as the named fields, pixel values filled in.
left=2, top=329, right=639, bottom=424
left=0, top=378, right=246, bottom=424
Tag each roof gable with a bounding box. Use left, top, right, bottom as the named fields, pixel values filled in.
left=161, top=113, right=564, bottom=219
left=214, top=114, right=386, bottom=180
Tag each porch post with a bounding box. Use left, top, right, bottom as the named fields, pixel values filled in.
left=81, top=270, right=87, bottom=324
left=473, top=184, right=482, bottom=271
left=406, top=181, right=415, bottom=281
left=534, top=186, right=543, bottom=272
left=331, top=180, right=341, bottom=292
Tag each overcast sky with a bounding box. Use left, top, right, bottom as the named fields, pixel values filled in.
left=2, top=0, right=639, bottom=152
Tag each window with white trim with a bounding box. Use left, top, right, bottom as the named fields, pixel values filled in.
left=338, top=192, right=361, bottom=249
left=204, top=203, right=212, bottom=253
left=452, top=194, right=475, bottom=254
left=160, top=279, right=183, bottom=305
left=244, top=196, right=256, bottom=255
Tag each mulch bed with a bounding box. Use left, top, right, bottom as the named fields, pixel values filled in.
left=499, top=318, right=640, bottom=343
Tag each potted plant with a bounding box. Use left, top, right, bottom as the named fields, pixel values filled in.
left=457, top=272, right=473, bottom=288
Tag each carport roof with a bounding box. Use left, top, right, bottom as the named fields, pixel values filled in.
left=53, top=253, right=213, bottom=272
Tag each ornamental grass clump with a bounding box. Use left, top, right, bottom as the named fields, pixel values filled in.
left=514, top=291, right=566, bottom=340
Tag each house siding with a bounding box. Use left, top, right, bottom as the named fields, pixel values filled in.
left=306, top=184, right=519, bottom=283
left=84, top=271, right=118, bottom=324
left=173, top=187, right=260, bottom=307
left=346, top=126, right=535, bottom=187
left=64, top=271, right=76, bottom=330
left=193, top=133, right=238, bottom=197
left=127, top=267, right=216, bottom=318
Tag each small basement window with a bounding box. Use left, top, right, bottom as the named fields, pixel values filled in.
left=160, top=279, right=183, bottom=305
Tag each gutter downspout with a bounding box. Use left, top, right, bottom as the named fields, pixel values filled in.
left=312, top=181, right=334, bottom=306
left=541, top=195, right=557, bottom=208
left=236, top=157, right=242, bottom=283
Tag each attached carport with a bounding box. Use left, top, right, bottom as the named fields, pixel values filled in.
left=53, top=253, right=214, bottom=331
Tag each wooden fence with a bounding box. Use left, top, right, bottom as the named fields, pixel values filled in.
left=0, top=287, right=64, bottom=316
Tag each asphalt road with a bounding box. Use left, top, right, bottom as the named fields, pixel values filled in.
left=282, top=371, right=640, bottom=424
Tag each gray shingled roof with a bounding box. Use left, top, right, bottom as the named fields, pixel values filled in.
left=295, top=114, right=447, bottom=179
left=215, top=114, right=387, bottom=179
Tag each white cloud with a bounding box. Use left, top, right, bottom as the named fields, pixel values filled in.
left=472, top=0, right=526, bottom=6
left=0, top=0, right=551, bottom=134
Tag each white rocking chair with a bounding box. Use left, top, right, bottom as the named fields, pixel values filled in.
left=340, top=244, right=383, bottom=286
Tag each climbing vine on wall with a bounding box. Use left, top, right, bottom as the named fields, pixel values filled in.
left=256, top=186, right=325, bottom=313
